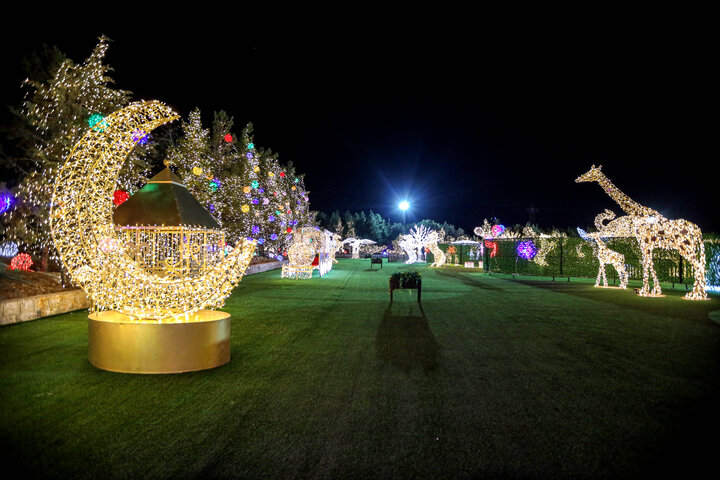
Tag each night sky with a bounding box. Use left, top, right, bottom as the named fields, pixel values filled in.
left=1, top=19, right=716, bottom=234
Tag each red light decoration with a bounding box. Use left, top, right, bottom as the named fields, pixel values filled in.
left=286, top=228, right=292, bottom=233
left=484, top=240, right=498, bottom=258
left=10, top=253, right=33, bottom=271
left=224, top=134, right=233, bottom=143
left=280, top=172, right=286, bottom=177
left=113, top=190, right=130, bottom=206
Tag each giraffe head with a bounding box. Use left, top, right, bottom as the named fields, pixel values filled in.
left=575, top=165, right=603, bottom=183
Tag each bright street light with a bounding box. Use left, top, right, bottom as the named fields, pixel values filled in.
left=398, top=201, right=409, bottom=211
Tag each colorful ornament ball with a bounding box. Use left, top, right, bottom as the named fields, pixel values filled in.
left=516, top=240, right=538, bottom=260
left=491, top=224, right=506, bottom=237
left=113, top=190, right=130, bottom=206
left=224, top=134, right=233, bottom=142
left=10, top=253, right=33, bottom=271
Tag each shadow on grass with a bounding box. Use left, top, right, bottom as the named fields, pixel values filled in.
left=375, top=303, right=439, bottom=374
left=512, top=278, right=720, bottom=322
left=434, top=268, right=502, bottom=291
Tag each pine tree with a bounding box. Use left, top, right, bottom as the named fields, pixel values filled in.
left=0, top=36, right=144, bottom=270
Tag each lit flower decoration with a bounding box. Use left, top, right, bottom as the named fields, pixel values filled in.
left=224, top=134, right=233, bottom=142
left=286, top=227, right=293, bottom=233
left=270, top=233, right=278, bottom=240
left=516, top=240, right=538, bottom=260
left=248, top=143, right=254, bottom=149
left=192, top=166, right=203, bottom=175
left=252, top=198, right=259, bottom=204
left=10, top=253, right=33, bottom=271
left=243, top=186, right=251, bottom=194
left=268, top=172, right=274, bottom=178
left=252, top=225, right=260, bottom=235
left=246, top=152, right=253, bottom=159
left=280, top=172, right=286, bottom=177
left=253, top=166, right=260, bottom=173
left=257, top=238, right=265, bottom=245
left=251, top=180, right=259, bottom=189
left=291, top=186, right=296, bottom=191
left=241, top=204, right=250, bottom=213
left=113, top=190, right=130, bottom=206
left=268, top=215, right=276, bottom=222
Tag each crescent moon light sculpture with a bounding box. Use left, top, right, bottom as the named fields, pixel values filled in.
left=50, top=100, right=256, bottom=321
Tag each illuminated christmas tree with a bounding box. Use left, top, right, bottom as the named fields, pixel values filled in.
left=1, top=36, right=153, bottom=270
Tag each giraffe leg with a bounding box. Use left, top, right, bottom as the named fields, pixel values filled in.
left=639, top=248, right=653, bottom=296
left=595, top=265, right=604, bottom=287
left=681, top=245, right=707, bottom=300
left=648, top=254, right=662, bottom=296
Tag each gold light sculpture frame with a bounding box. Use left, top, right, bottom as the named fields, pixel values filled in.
left=576, top=165, right=707, bottom=300
left=50, top=100, right=256, bottom=321
left=282, top=227, right=327, bottom=279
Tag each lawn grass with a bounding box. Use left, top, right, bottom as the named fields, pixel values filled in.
left=1, top=259, right=719, bottom=479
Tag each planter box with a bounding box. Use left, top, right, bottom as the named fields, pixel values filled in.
left=389, top=278, right=422, bottom=302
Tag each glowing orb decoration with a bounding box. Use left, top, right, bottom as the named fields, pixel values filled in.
left=248, top=143, right=254, bottom=149
left=113, top=190, right=130, bottom=206
left=280, top=172, right=286, bottom=177
left=0, top=192, right=13, bottom=214
left=253, top=166, right=260, bottom=173
left=10, top=253, right=33, bottom=271
left=192, top=166, right=203, bottom=175
left=399, top=201, right=409, bottom=211
left=516, top=240, right=537, bottom=260
left=251, top=180, right=259, bottom=189
left=246, top=152, right=253, bottom=159
left=491, top=224, right=506, bottom=237
left=243, top=186, right=251, bottom=194
left=224, top=134, right=233, bottom=142
left=50, top=100, right=256, bottom=320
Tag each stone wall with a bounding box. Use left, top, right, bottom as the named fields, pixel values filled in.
left=0, top=261, right=284, bottom=326
left=0, top=289, right=91, bottom=326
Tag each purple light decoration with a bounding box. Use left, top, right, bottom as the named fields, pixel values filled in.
left=246, top=152, right=253, bottom=159
left=268, top=215, right=276, bottom=222
left=0, top=193, right=13, bottom=214
left=208, top=204, right=215, bottom=212
left=270, top=233, right=278, bottom=240
left=257, top=238, right=265, bottom=245
left=516, top=240, right=537, bottom=260
left=258, top=188, right=264, bottom=193
left=252, top=198, right=259, bottom=204
left=276, top=254, right=284, bottom=261
left=263, top=198, right=270, bottom=205
left=252, top=225, right=260, bottom=235
left=131, top=129, right=149, bottom=145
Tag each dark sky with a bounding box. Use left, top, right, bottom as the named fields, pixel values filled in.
left=1, top=18, right=716, bottom=234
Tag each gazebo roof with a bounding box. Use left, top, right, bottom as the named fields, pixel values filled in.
left=113, top=166, right=220, bottom=229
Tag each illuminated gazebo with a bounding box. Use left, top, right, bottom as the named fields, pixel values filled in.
left=113, top=164, right=227, bottom=280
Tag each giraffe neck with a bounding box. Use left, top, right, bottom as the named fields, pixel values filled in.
left=596, top=174, right=653, bottom=216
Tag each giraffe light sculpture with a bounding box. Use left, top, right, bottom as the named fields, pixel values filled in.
left=576, top=165, right=707, bottom=300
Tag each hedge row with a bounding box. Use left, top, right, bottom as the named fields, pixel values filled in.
left=430, top=238, right=720, bottom=285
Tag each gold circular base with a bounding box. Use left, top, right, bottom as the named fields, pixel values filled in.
left=88, top=310, right=231, bottom=374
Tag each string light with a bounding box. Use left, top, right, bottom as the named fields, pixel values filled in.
left=342, top=237, right=377, bottom=259
left=577, top=165, right=707, bottom=299
left=0, top=242, right=19, bottom=257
